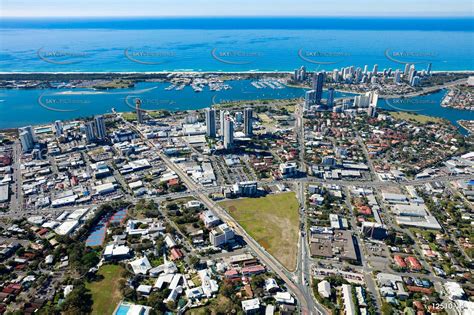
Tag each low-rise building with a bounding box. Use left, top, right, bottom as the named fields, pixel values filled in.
left=241, top=298, right=260, bottom=314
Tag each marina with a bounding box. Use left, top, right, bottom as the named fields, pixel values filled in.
left=1, top=79, right=473, bottom=132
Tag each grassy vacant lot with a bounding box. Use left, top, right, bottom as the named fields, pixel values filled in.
left=390, top=111, right=444, bottom=124
left=220, top=192, right=299, bottom=271
left=86, top=264, right=124, bottom=315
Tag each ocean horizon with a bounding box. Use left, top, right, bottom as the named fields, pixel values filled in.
left=0, top=17, right=473, bottom=72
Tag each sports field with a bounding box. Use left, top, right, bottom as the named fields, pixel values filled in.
left=219, top=192, right=300, bottom=271
left=86, top=264, right=124, bottom=315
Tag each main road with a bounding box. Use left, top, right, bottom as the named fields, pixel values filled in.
left=121, top=115, right=328, bottom=315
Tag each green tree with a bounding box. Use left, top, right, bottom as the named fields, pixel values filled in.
left=381, top=302, right=393, bottom=315
left=62, top=285, right=92, bottom=314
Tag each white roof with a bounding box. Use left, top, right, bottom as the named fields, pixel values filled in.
left=54, top=220, right=79, bottom=235
left=274, top=291, right=295, bottom=304
left=68, top=208, right=89, bottom=220
left=164, top=234, right=177, bottom=248
left=382, top=192, right=408, bottom=202
left=165, top=286, right=183, bottom=303
left=396, top=215, right=442, bottom=230
left=199, top=269, right=219, bottom=297
left=155, top=273, right=175, bottom=289
left=93, top=182, right=115, bottom=194
left=342, top=284, right=356, bottom=315
left=113, top=245, right=130, bottom=256
left=64, top=285, right=74, bottom=297
left=444, top=282, right=465, bottom=299
left=127, top=304, right=151, bottom=315
left=392, top=203, right=428, bottom=217
left=129, top=181, right=144, bottom=189
left=318, top=280, right=331, bottom=298
left=130, top=256, right=152, bottom=275
left=241, top=298, right=260, bottom=312
left=186, top=286, right=204, bottom=299
left=169, top=274, right=182, bottom=291
left=265, top=304, right=275, bottom=315
left=455, top=300, right=474, bottom=315
left=265, top=278, right=279, bottom=291
left=137, top=285, right=152, bottom=294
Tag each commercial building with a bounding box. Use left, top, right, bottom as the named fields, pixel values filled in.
left=54, top=220, right=79, bottom=236
left=360, top=222, right=388, bottom=240
left=294, top=66, right=307, bottom=81
left=279, top=162, right=298, bottom=178
left=103, top=244, right=131, bottom=261
left=210, top=223, right=235, bottom=247
left=393, top=69, right=401, bottom=83
left=200, top=210, right=221, bottom=228
left=367, top=104, right=377, bottom=117
left=408, top=65, right=416, bottom=83
left=309, top=230, right=358, bottom=262
left=372, top=64, right=378, bottom=75
left=392, top=203, right=442, bottom=230
left=233, top=181, right=258, bottom=197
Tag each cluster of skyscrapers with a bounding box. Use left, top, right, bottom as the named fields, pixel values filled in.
left=296, top=62, right=431, bottom=93
left=18, top=115, right=107, bottom=153
left=205, top=107, right=253, bottom=150
left=298, top=62, right=431, bottom=112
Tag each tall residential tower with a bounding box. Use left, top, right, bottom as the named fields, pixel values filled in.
left=205, top=107, right=216, bottom=138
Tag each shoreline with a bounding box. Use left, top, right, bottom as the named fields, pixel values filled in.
left=1, top=70, right=474, bottom=75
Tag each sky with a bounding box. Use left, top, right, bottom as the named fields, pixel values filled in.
left=1, top=0, right=473, bottom=17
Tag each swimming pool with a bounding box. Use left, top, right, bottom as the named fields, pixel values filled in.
left=115, top=304, right=130, bottom=315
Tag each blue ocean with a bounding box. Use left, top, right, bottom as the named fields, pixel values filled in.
left=0, top=17, right=473, bottom=72
left=0, top=17, right=473, bottom=129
